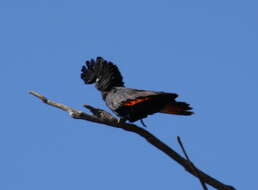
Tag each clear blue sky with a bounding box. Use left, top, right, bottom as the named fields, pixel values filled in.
left=1, top=0, right=257, bottom=189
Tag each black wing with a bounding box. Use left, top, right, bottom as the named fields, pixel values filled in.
left=105, top=87, right=178, bottom=122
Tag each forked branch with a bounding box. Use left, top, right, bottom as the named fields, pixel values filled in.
left=29, top=90, right=236, bottom=190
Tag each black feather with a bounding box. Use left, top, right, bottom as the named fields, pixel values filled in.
left=81, top=59, right=98, bottom=84
left=81, top=57, right=193, bottom=122
left=81, top=57, right=124, bottom=91
left=115, top=93, right=175, bottom=122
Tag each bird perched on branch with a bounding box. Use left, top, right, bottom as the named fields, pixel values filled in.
left=81, top=57, right=193, bottom=124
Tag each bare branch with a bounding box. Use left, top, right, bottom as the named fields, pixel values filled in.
left=29, top=90, right=236, bottom=190
left=177, top=136, right=208, bottom=190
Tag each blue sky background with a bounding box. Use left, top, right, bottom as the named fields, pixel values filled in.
left=1, top=0, right=257, bottom=189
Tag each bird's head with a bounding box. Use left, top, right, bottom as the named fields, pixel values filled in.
left=81, top=57, right=124, bottom=92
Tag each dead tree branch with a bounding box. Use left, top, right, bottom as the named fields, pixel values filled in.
left=177, top=136, right=208, bottom=190
left=29, top=90, right=236, bottom=190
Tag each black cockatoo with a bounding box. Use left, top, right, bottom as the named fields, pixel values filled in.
left=81, top=57, right=193, bottom=123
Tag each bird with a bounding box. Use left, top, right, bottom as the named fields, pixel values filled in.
left=81, top=57, right=193, bottom=124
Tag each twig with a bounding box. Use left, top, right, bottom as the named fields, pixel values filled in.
left=29, top=90, right=236, bottom=190
left=177, top=136, right=208, bottom=190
